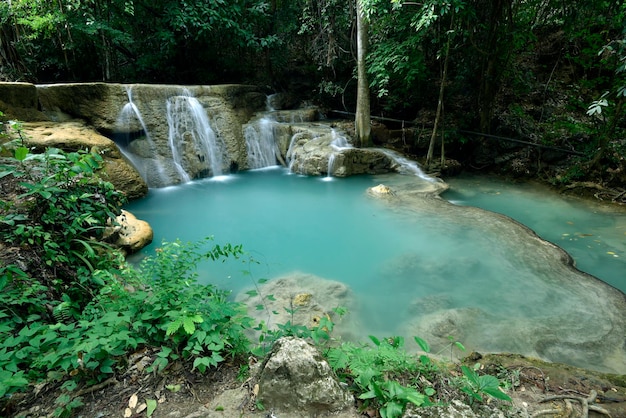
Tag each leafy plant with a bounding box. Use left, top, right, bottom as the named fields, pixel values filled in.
left=0, top=238, right=257, bottom=410
left=360, top=379, right=428, bottom=418
left=460, top=363, right=512, bottom=404
left=0, top=143, right=125, bottom=274
left=86, top=238, right=254, bottom=374
left=327, top=336, right=433, bottom=417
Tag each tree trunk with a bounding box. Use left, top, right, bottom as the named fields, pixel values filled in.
left=355, top=0, right=372, bottom=148
left=426, top=14, right=454, bottom=168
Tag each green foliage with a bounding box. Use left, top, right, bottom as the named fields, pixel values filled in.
left=85, top=239, right=254, bottom=374
left=460, top=364, right=512, bottom=403
left=327, top=336, right=433, bottom=417
left=0, top=139, right=256, bottom=412
left=4, top=0, right=280, bottom=82
left=0, top=142, right=126, bottom=320
left=0, top=238, right=254, bottom=407
left=0, top=144, right=124, bottom=265
left=252, top=305, right=344, bottom=357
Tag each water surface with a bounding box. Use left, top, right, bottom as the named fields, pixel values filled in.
left=443, top=174, right=626, bottom=292
left=125, top=168, right=626, bottom=373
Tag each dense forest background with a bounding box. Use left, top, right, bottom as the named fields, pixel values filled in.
left=1, top=0, right=625, bottom=189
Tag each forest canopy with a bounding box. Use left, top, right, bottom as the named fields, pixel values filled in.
left=1, top=0, right=625, bottom=176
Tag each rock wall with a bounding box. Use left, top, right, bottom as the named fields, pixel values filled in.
left=1, top=82, right=412, bottom=188
left=21, top=120, right=148, bottom=200
left=36, top=83, right=267, bottom=187
left=1, top=82, right=269, bottom=189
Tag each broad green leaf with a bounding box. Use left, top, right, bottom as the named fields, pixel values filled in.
left=146, top=399, right=157, bottom=417
left=166, top=319, right=182, bottom=336
left=14, top=147, right=28, bottom=161
left=405, top=390, right=427, bottom=406
left=380, top=401, right=403, bottom=418
left=368, top=335, right=381, bottom=346
left=482, top=386, right=512, bottom=401
left=182, top=317, right=196, bottom=334
left=414, top=336, right=430, bottom=353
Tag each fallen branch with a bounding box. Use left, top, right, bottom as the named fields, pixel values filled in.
left=75, top=377, right=118, bottom=397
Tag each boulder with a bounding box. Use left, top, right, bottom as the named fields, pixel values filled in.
left=404, top=399, right=510, bottom=418
left=22, top=121, right=148, bottom=199
left=367, top=183, right=396, bottom=197
left=257, top=337, right=355, bottom=416
left=285, top=125, right=396, bottom=177
left=104, top=210, right=153, bottom=254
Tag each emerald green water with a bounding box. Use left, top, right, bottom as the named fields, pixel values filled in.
left=125, top=168, right=626, bottom=372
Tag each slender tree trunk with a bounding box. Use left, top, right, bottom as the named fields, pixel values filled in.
left=0, top=22, right=28, bottom=80
left=476, top=0, right=512, bottom=136
left=440, top=103, right=445, bottom=167
left=426, top=14, right=454, bottom=168
left=355, top=0, right=372, bottom=147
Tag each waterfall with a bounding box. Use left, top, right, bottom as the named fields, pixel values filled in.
left=115, top=86, right=170, bottom=187
left=330, top=130, right=351, bottom=149
left=323, top=153, right=338, bottom=181
left=115, top=86, right=228, bottom=187
left=244, top=117, right=279, bottom=169
left=324, top=130, right=353, bottom=180
left=377, top=148, right=441, bottom=182
left=166, top=91, right=226, bottom=179
left=286, top=131, right=312, bottom=174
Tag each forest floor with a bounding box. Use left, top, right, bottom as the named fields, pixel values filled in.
left=7, top=349, right=626, bottom=418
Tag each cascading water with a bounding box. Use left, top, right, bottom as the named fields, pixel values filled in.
left=166, top=91, right=226, bottom=180
left=244, top=117, right=279, bottom=169
left=377, top=148, right=440, bottom=182
left=115, top=87, right=170, bottom=187
left=324, top=130, right=353, bottom=180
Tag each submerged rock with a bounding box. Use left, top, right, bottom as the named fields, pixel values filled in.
left=367, top=184, right=396, bottom=199
left=236, top=272, right=361, bottom=342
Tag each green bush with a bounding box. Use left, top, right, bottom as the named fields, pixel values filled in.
left=0, top=132, right=256, bottom=414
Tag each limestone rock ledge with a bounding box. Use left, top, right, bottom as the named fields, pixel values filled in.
left=22, top=121, right=148, bottom=200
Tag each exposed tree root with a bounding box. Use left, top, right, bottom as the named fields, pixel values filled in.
left=563, top=182, right=626, bottom=203
left=75, top=377, right=118, bottom=397
left=532, top=390, right=613, bottom=418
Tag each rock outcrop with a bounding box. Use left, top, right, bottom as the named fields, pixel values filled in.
left=21, top=121, right=148, bottom=200
left=256, top=337, right=355, bottom=416
left=37, top=83, right=267, bottom=187
left=0, top=82, right=48, bottom=121
left=285, top=126, right=396, bottom=177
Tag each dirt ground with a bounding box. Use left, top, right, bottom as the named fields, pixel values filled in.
left=6, top=349, right=626, bottom=418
